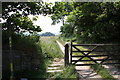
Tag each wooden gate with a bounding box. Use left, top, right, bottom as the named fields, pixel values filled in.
left=64, top=42, right=120, bottom=66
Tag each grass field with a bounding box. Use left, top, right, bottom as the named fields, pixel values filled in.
left=40, top=36, right=63, bottom=59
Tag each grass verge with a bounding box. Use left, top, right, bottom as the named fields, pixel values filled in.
left=91, top=64, right=115, bottom=80
left=53, top=65, right=78, bottom=80
left=56, top=37, right=66, bottom=46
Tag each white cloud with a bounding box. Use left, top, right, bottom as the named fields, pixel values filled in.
left=29, top=15, right=63, bottom=34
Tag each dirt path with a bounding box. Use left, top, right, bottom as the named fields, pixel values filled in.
left=103, top=65, right=120, bottom=79
left=56, top=40, right=102, bottom=79
left=47, top=58, right=64, bottom=73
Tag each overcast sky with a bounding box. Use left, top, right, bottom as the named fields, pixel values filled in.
left=29, top=15, right=63, bottom=35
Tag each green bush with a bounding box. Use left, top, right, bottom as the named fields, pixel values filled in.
left=2, top=32, right=47, bottom=79
left=27, top=33, right=40, bottom=42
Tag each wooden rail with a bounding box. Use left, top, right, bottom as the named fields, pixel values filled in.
left=73, top=44, right=120, bottom=46
left=64, top=42, right=120, bottom=66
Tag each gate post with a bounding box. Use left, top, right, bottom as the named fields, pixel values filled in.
left=70, top=42, right=72, bottom=64
left=65, top=43, right=69, bottom=66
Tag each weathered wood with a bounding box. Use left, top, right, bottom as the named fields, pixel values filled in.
left=103, top=63, right=120, bottom=65
left=65, top=41, right=120, bottom=66
left=100, top=56, right=109, bottom=64
left=72, top=50, right=103, bottom=52
left=72, top=44, right=120, bottom=46
left=72, top=45, right=98, bottom=55
left=72, top=59, right=104, bottom=62
left=72, top=50, right=119, bottom=52
left=70, top=42, right=72, bottom=64
left=72, top=55, right=108, bottom=57
left=75, top=63, right=120, bottom=66
left=75, top=64, right=95, bottom=66
left=64, top=43, right=69, bottom=66
left=72, top=58, right=119, bottom=62
left=72, top=46, right=98, bottom=64
left=99, top=46, right=110, bottom=64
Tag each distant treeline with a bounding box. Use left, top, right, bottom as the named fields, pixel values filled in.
left=40, top=32, right=55, bottom=36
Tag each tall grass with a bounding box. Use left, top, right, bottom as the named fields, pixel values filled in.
left=40, top=36, right=63, bottom=59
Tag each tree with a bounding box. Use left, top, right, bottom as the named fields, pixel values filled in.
left=53, top=2, right=120, bottom=43
left=2, top=2, right=53, bottom=79
left=2, top=2, right=53, bottom=33
left=51, top=2, right=73, bottom=25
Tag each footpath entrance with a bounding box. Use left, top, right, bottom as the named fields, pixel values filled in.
left=64, top=42, right=120, bottom=79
